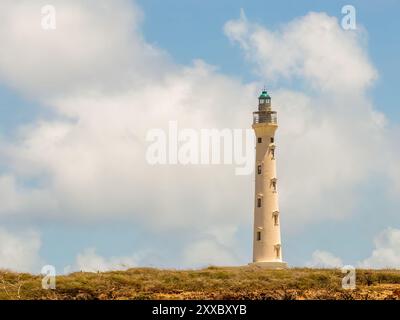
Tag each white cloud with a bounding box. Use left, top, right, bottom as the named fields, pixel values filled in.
left=0, top=0, right=168, bottom=99
left=358, top=228, right=400, bottom=269
left=182, top=225, right=241, bottom=267
left=72, top=248, right=138, bottom=273
left=68, top=226, right=241, bottom=272
left=182, top=240, right=239, bottom=268
left=0, top=1, right=257, bottom=235
left=0, top=228, right=42, bottom=272
left=224, top=11, right=377, bottom=93
left=0, top=175, right=57, bottom=216
left=307, top=250, right=343, bottom=268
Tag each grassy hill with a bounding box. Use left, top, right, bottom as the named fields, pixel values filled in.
left=1, top=267, right=400, bottom=300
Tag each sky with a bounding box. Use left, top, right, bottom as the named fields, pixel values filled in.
left=0, top=0, right=399, bottom=273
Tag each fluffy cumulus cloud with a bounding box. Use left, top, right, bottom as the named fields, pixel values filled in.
left=72, top=248, right=138, bottom=273
left=224, top=10, right=377, bottom=93
left=308, top=228, right=400, bottom=269
left=182, top=225, right=241, bottom=267
left=307, top=250, right=343, bottom=268
left=0, top=0, right=256, bottom=232
left=0, top=0, right=256, bottom=271
left=359, top=228, right=400, bottom=269
left=0, top=0, right=164, bottom=98
left=0, top=228, right=42, bottom=272
left=0, top=1, right=399, bottom=271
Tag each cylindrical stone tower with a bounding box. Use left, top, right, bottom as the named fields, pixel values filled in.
left=250, top=90, right=287, bottom=268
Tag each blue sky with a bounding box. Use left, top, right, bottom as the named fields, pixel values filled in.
left=0, top=0, right=399, bottom=273
left=138, top=0, right=399, bottom=119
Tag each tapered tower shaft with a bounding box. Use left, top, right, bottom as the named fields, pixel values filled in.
left=251, top=90, right=287, bottom=268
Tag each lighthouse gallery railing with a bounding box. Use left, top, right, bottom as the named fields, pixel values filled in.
left=253, top=111, right=277, bottom=124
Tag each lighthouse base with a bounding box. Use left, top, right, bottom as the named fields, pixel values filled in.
left=248, top=261, right=288, bottom=269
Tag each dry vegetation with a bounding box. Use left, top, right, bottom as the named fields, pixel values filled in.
left=1, top=266, right=400, bottom=300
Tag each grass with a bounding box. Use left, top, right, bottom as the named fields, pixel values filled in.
left=0, top=267, right=400, bottom=300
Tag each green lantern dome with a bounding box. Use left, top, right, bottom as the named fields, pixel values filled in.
left=259, top=90, right=271, bottom=99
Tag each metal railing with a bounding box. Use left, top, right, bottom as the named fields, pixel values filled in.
left=253, top=111, right=277, bottom=124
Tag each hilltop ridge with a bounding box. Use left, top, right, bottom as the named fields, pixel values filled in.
left=1, top=267, right=399, bottom=300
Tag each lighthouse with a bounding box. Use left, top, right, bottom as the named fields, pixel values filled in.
left=250, top=90, right=287, bottom=268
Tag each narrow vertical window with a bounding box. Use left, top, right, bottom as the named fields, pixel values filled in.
left=257, top=231, right=261, bottom=241
left=257, top=137, right=262, bottom=143
left=275, top=245, right=281, bottom=258
left=271, top=179, right=277, bottom=192
left=270, top=137, right=274, bottom=143
left=257, top=198, right=262, bottom=207
left=273, top=213, right=279, bottom=226
left=257, top=165, right=262, bottom=174
left=271, top=148, right=275, bottom=159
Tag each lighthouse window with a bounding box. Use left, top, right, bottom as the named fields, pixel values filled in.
left=272, top=180, right=277, bottom=192
left=257, top=232, right=261, bottom=241
left=271, top=148, right=275, bottom=159
left=257, top=165, right=262, bottom=174
left=274, top=215, right=279, bottom=226
left=275, top=246, right=280, bottom=258
left=257, top=137, right=262, bottom=143
left=270, top=137, right=274, bottom=143
left=257, top=198, right=262, bottom=207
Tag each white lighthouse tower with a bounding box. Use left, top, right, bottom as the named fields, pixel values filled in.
left=250, top=90, right=287, bottom=268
